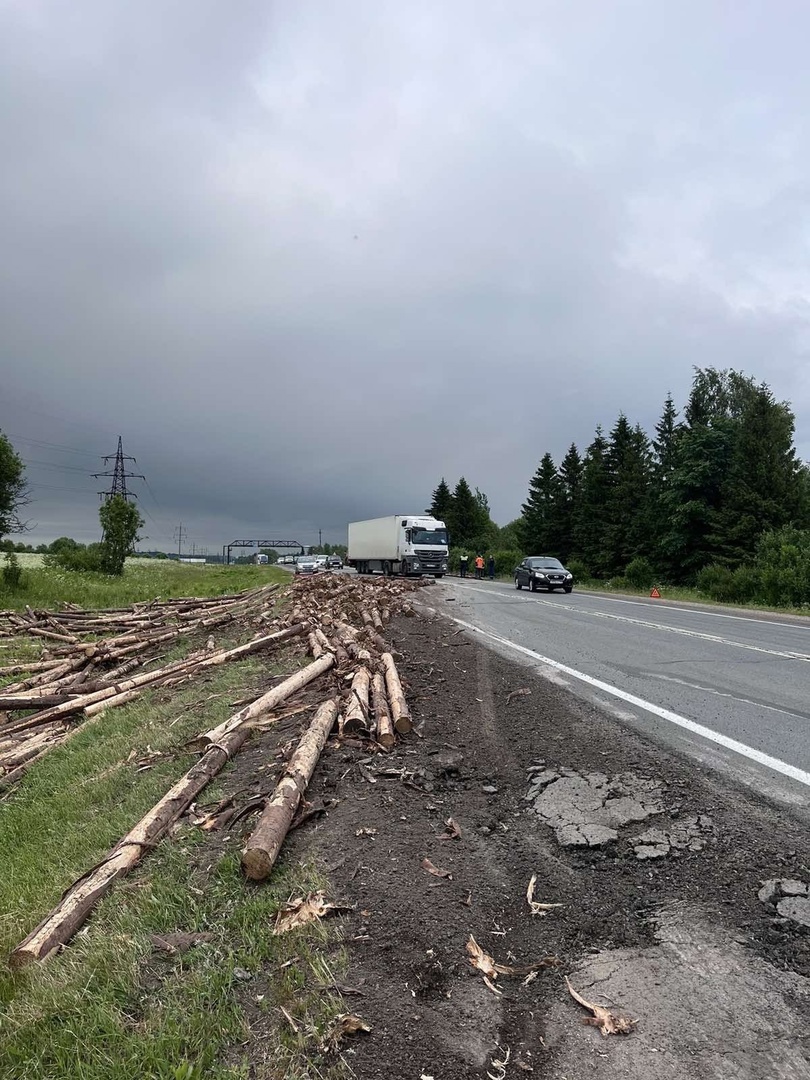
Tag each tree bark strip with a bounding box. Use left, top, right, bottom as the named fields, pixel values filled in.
left=241, top=699, right=339, bottom=881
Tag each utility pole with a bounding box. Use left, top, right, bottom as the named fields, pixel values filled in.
left=319, top=529, right=322, bottom=550
left=174, top=523, right=186, bottom=557
left=92, top=436, right=144, bottom=503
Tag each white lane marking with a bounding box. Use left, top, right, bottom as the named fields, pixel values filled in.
left=648, top=673, right=810, bottom=724
left=434, top=610, right=810, bottom=790
left=447, top=583, right=810, bottom=663
left=577, top=590, right=810, bottom=631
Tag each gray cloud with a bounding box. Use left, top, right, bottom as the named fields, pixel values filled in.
left=2, top=0, right=809, bottom=550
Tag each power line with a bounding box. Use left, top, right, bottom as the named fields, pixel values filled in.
left=28, top=483, right=97, bottom=496
left=22, top=458, right=96, bottom=475
left=7, top=434, right=102, bottom=458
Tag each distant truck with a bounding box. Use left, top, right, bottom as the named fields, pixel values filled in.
left=347, top=515, right=449, bottom=577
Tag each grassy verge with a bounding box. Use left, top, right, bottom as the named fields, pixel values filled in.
left=0, top=561, right=286, bottom=611
left=0, top=635, right=346, bottom=1079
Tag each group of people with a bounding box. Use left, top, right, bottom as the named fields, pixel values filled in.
left=458, top=553, right=496, bottom=580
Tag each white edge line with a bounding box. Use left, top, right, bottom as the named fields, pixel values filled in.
left=440, top=610, right=810, bottom=791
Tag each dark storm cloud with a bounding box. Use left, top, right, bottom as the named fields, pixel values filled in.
left=2, top=0, right=809, bottom=549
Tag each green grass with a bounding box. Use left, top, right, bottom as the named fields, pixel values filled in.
left=0, top=631, right=347, bottom=1079
left=0, top=561, right=286, bottom=612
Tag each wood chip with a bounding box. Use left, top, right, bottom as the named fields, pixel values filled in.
left=421, top=857, right=453, bottom=880
left=565, top=976, right=638, bottom=1036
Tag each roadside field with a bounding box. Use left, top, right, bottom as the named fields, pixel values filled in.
left=0, top=559, right=284, bottom=610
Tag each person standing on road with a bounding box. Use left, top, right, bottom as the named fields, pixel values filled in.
left=475, top=554, right=484, bottom=579
left=488, top=555, right=495, bottom=580
left=459, top=553, right=469, bottom=578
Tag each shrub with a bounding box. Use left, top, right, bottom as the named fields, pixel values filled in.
left=696, top=563, right=762, bottom=604
left=565, top=558, right=590, bottom=582
left=696, top=564, right=736, bottom=602
left=606, top=576, right=630, bottom=591
left=45, top=544, right=105, bottom=573
left=493, top=550, right=523, bottom=576
left=624, top=556, right=656, bottom=589
left=1, top=550, right=24, bottom=590
left=728, top=565, right=762, bottom=604
left=755, top=527, right=810, bottom=608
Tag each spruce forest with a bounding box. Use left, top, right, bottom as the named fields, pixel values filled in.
left=428, top=368, right=810, bottom=607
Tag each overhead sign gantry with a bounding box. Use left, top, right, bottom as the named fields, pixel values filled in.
left=222, top=539, right=304, bottom=565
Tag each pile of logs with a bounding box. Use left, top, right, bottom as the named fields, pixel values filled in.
left=0, top=585, right=286, bottom=790
left=8, top=572, right=427, bottom=966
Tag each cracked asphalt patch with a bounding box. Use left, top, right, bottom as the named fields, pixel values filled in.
left=529, top=768, right=664, bottom=847
left=759, top=877, right=810, bottom=929
left=633, top=815, right=714, bottom=859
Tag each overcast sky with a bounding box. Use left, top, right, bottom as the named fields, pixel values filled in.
left=2, top=1, right=809, bottom=551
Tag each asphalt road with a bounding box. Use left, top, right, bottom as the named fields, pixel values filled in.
left=429, top=579, right=810, bottom=813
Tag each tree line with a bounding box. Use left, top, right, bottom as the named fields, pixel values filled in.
left=427, top=368, right=810, bottom=603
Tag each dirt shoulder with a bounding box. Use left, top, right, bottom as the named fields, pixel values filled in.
left=279, top=606, right=810, bottom=1079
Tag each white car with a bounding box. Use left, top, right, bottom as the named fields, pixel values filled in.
left=295, top=556, right=321, bottom=574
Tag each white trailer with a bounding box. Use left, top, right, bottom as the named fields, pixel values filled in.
left=347, top=515, right=449, bottom=577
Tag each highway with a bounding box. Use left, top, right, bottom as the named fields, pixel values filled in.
left=428, top=579, right=810, bottom=813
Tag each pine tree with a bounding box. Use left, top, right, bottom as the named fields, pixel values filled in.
left=449, top=477, right=480, bottom=548
left=427, top=478, right=453, bottom=522
left=520, top=453, right=561, bottom=554
left=714, top=381, right=803, bottom=563
left=556, top=443, right=583, bottom=560
left=573, top=427, right=610, bottom=574
left=653, top=393, right=680, bottom=483
left=601, top=416, right=653, bottom=575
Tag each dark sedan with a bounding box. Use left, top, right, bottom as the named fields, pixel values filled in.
left=514, top=556, right=574, bottom=593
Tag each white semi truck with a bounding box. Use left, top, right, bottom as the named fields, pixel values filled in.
left=347, top=515, right=449, bottom=577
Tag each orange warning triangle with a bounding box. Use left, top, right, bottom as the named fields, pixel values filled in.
left=650, top=587, right=661, bottom=598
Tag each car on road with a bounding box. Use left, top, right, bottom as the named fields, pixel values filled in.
left=514, top=556, right=574, bottom=593
left=327, top=555, right=343, bottom=569
left=295, top=556, right=321, bottom=575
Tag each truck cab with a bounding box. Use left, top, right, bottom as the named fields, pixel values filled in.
left=399, top=517, right=449, bottom=576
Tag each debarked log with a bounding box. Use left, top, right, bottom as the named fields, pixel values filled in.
left=241, top=699, right=339, bottom=881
